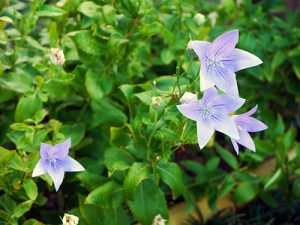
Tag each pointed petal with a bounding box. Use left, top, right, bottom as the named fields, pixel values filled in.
left=53, top=138, right=71, bottom=159
left=196, top=119, right=214, bottom=149
left=180, top=92, right=198, bottom=104
left=32, top=159, right=46, bottom=177
left=222, top=48, right=262, bottom=72
left=212, top=94, right=245, bottom=113
left=177, top=103, right=200, bottom=121
left=40, top=143, right=52, bottom=159
left=230, top=138, right=240, bottom=155
left=235, top=129, right=256, bottom=152
left=46, top=164, right=65, bottom=191
left=213, top=114, right=239, bottom=139
left=235, top=116, right=268, bottom=132
left=200, top=65, right=216, bottom=91
left=188, top=40, right=212, bottom=58
left=239, top=105, right=258, bottom=117
left=212, top=30, right=239, bottom=57
left=62, top=156, right=85, bottom=172
left=210, top=66, right=239, bottom=96
left=201, top=87, right=218, bottom=103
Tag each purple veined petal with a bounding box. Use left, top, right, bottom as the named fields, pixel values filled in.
left=210, top=66, right=239, bottom=96
left=201, top=87, right=218, bottom=104
left=238, top=105, right=258, bottom=117
left=40, top=143, right=52, bottom=159
left=230, top=138, right=240, bottom=155
left=53, top=138, right=71, bottom=159
left=62, top=156, right=85, bottom=172
left=211, top=93, right=245, bottom=113
left=212, top=114, right=239, bottom=139
left=46, top=162, right=65, bottom=191
left=32, top=159, right=47, bottom=177
left=212, top=30, right=239, bottom=57
left=234, top=116, right=268, bottom=132
left=188, top=40, right=212, bottom=58
left=180, top=92, right=198, bottom=104
left=196, top=119, right=214, bottom=149
left=235, top=128, right=256, bottom=152
left=176, top=102, right=200, bottom=121
left=222, top=48, right=262, bottom=72
left=200, top=65, right=216, bottom=92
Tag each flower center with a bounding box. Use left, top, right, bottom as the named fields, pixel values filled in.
left=47, top=150, right=57, bottom=166
left=199, top=105, right=214, bottom=122
left=206, top=57, right=223, bottom=70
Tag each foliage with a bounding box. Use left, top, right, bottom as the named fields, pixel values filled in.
left=0, top=0, right=299, bottom=224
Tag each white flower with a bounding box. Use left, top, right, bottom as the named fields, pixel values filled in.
left=193, top=13, right=206, bottom=26
left=152, top=214, right=167, bottom=225
left=62, top=213, right=79, bottom=225
left=50, top=48, right=65, bottom=65
left=208, top=12, right=218, bottom=27
left=180, top=92, right=198, bottom=104
left=152, top=96, right=163, bottom=106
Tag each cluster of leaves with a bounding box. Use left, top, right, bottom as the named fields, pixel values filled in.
left=0, top=0, right=299, bottom=224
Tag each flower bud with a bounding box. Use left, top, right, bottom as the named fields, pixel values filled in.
left=62, top=213, right=79, bottom=225
left=50, top=48, right=65, bottom=65
left=152, top=214, right=167, bottom=225
left=152, top=96, right=163, bottom=106
left=208, top=12, right=218, bottom=27
left=193, top=13, right=206, bottom=26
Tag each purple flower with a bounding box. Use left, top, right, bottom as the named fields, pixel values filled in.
left=177, top=87, right=245, bottom=149
left=32, top=138, right=84, bottom=191
left=188, top=30, right=262, bottom=96
left=230, top=106, right=268, bottom=154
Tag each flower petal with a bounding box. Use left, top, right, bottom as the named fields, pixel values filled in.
left=53, top=138, right=71, bottom=159
left=210, top=66, right=239, bottom=96
left=32, top=159, right=46, bottom=177
left=239, top=105, right=258, bottom=117
left=213, top=114, right=239, bottom=139
left=180, top=92, right=198, bottom=104
left=200, top=65, right=216, bottom=91
left=177, top=103, right=200, bottom=121
left=40, top=143, right=52, bottom=159
left=234, top=116, right=268, bottom=132
left=196, top=119, right=214, bottom=149
left=235, top=129, right=255, bottom=152
left=212, top=94, right=245, bottom=113
left=212, top=30, right=239, bottom=57
left=201, top=87, right=218, bottom=104
left=188, top=40, right=212, bottom=58
left=46, top=163, right=65, bottom=191
left=222, top=48, right=262, bottom=72
left=230, top=138, right=240, bottom=155
left=62, top=156, right=85, bottom=172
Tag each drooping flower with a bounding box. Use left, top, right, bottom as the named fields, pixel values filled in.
left=50, top=48, right=65, bottom=65
left=32, top=138, right=84, bottom=191
left=230, top=105, right=268, bottom=154
left=62, top=213, right=79, bottom=225
left=188, top=30, right=262, bottom=96
left=152, top=214, right=167, bottom=225
left=177, top=87, right=245, bottom=149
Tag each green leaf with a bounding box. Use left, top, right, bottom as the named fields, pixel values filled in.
left=293, top=63, right=300, bottom=80
left=233, top=182, right=257, bottom=204
left=0, top=72, right=32, bottom=93
left=124, top=162, right=150, bottom=199
left=157, top=162, right=184, bottom=199
left=85, top=181, right=124, bottom=208
left=128, top=179, right=168, bottom=225
left=60, top=123, right=85, bottom=146
left=15, top=93, right=43, bottom=122
left=215, top=145, right=238, bottom=170
left=104, top=147, right=134, bottom=173
left=77, top=1, right=101, bottom=18
left=23, top=219, right=44, bottom=225
left=74, top=31, right=104, bottom=56
left=23, top=179, right=38, bottom=200
left=13, top=200, right=33, bottom=218
left=36, top=5, right=66, bottom=17
left=264, top=168, right=282, bottom=190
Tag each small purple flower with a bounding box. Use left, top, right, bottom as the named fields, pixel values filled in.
left=32, top=138, right=84, bottom=191
left=230, top=106, right=268, bottom=154
left=188, top=30, right=262, bottom=96
left=177, top=87, right=245, bottom=149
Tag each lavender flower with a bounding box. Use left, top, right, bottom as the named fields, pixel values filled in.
left=188, top=30, right=262, bottom=96
left=177, top=87, right=245, bottom=149
left=32, top=138, right=84, bottom=191
left=231, top=105, right=268, bottom=154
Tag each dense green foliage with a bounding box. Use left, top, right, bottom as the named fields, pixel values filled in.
left=0, top=0, right=299, bottom=224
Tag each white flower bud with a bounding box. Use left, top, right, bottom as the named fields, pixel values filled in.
left=180, top=92, right=198, bottom=104
left=153, top=80, right=157, bottom=88
left=50, top=48, right=65, bottom=65
left=208, top=12, right=218, bottom=27
left=152, top=96, right=163, bottom=106
left=152, top=214, right=167, bottom=225
left=62, top=213, right=79, bottom=225
left=193, top=13, right=206, bottom=26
